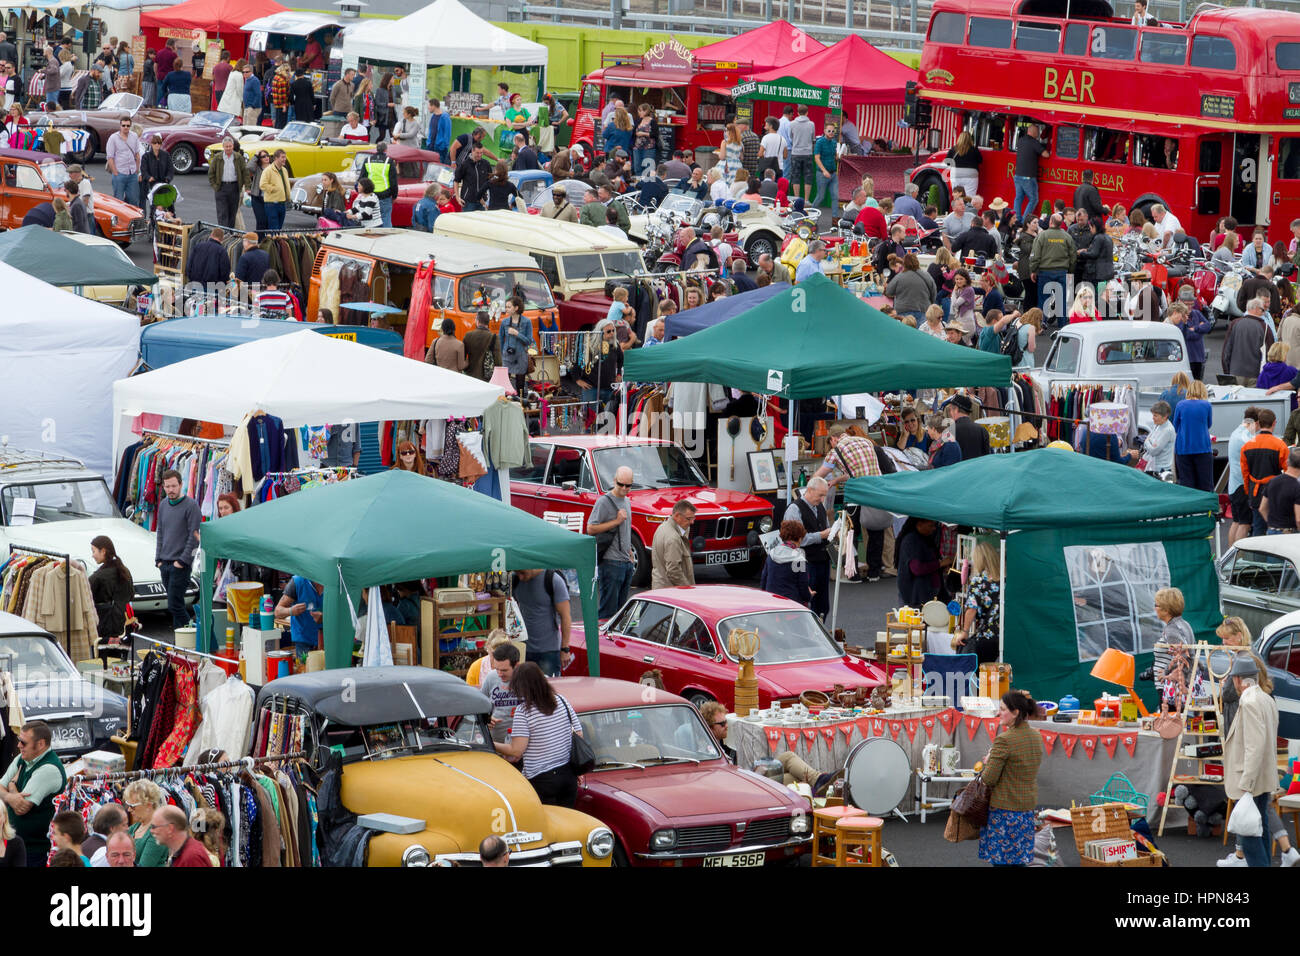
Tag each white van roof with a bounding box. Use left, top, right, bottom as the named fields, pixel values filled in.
left=320, top=228, right=541, bottom=273
left=434, top=210, right=642, bottom=254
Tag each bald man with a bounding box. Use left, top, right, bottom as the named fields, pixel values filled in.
left=589, top=464, right=636, bottom=617
left=150, top=805, right=211, bottom=867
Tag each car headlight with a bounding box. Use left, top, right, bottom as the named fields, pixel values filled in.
left=649, top=828, right=677, bottom=851
left=401, top=845, right=431, bottom=867
left=790, top=811, right=809, bottom=834
left=586, top=827, right=615, bottom=859
left=758, top=516, right=773, bottom=533
left=110, top=214, right=120, bottom=227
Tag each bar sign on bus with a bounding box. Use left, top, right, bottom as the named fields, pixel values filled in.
left=1200, top=94, right=1235, bottom=119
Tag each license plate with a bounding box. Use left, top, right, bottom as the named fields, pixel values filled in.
left=703, top=851, right=766, bottom=867
left=704, top=549, right=751, bottom=566
left=50, top=719, right=89, bottom=751
left=144, top=583, right=165, bottom=595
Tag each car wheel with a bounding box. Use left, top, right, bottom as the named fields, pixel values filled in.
left=915, top=172, right=948, bottom=215
left=724, top=555, right=765, bottom=580
left=631, top=535, right=650, bottom=588
left=171, top=143, right=197, bottom=175
left=684, top=690, right=714, bottom=710
left=74, top=130, right=99, bottom=165
left=744, top=233, right=779, bottom=261
left=1206, top=307, right=1224, bottom=334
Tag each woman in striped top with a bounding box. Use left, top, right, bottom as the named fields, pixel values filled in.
left=1152, top=586, right=1195, bottom=708
left=494, top=662, right=583, bottom=808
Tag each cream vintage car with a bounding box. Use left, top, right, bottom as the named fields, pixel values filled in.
left=252, top=667, right=615, bottom=867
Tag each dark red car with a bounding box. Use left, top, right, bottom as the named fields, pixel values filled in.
left=142, top=111, right=264, bottom=175
left=563, top=586, right=886, bottom=710
left=557, top=677, right=810, bottom=866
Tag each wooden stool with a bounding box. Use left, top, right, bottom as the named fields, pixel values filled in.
left=1223, top=794, right=1280, bottom=856
left=813, top=805, right=859, bottom=867
left=1278, top=794, right=1300, bottom=845
left=835, top=815, right=884, bottom=867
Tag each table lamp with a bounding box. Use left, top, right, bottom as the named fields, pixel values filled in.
left=1090, top=648, right=1150, bottom=717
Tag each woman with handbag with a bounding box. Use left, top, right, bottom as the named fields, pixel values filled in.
left=977, top=689, right=1044, bottom=866
left=493, top=661, right=586, bottom=808
left=498, top=295, right=534, bottom=396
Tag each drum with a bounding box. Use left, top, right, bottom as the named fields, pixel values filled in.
left=844, top=736, right=911, bottom=815
left=975, top=416, right=1010, bottom=449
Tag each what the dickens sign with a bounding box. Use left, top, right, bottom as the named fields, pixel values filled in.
left=730, top=78, right=828, bottom=107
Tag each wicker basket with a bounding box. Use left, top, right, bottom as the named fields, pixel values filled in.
left=1070, top=803, right=1163, bottom=867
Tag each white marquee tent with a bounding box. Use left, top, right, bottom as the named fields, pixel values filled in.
left=339, top=0, right=547, bottom=68
left=110, top=328, right=502, bottom=470
left=0, top=263, right=140, bottom=479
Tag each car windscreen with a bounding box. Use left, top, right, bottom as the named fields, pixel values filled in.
left=192, top=111, right=233, bottom=129
left=578, top=705, right=722, bottom=768
left=0, top=635, right=80, bottom=683
left=1, top=479, right=120, bottom=524
left=718, top=610, right=842, bottom=665
left=603, top=250, right=645, bottom=277
left=101, top=92, right=142, bottom=112
left=278, top=122, right=319, bottom=145
left=458, top=270, right=556, bottom=312
left=40, top=161, right=67, bottom=189
left=322, top=715, right=492, bottom=762
left=657, top=194, right=702, bottom=219
left=592, top=444, right=708, bottom=490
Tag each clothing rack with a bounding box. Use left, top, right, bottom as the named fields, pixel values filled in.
left=192, top=219, right=326, bottom=237
left=7, top=544, right=71, bottom=655
left=83, top=751, right=309, bottom=783
left=142, top=428, right=230, bottom=447
left=128, top=633, right=241, bottom=736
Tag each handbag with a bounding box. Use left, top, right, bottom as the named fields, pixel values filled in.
left=563, top=698, right=595, bottom=776
left=1152, top=705, right=1182, bottom=740
left=944, top=807, right=981, bottom=842
left=951, top=777, right=991, bottom=827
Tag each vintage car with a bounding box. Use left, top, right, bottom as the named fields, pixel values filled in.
left=208, top=121, right=373, bottom=179
left=523, top=177, right=594, bottom=214
left=1217, top=536, right=1300, bottom=640
left=2, top=148, right=146, bottom=245
left=433, top=210, right=646, bottom=330
left=559, top=677, right=810, bottom=866
left=292, top=145, right=454, bottom=228
left=252, top=667, right=615, bottom=866
left=509, top=169, right=552, bottom=210
left=0, top=613, right=128, bottom=758
left=30, top=92, right=193, bottom=164
left=61, top=232, right=147, bottom=307
left=140, top=111, right=264, bottom=175
left=0, top=447, right=196, bottom=613
left=563, top=586, right=886, bottom=710
left=509, top=435, right=773, bottom=585
left=628, top=193, right=788, bottom=261
left=1254, top=611, right=1300, bottom=739
left=305, top=228, right=558, bottom=341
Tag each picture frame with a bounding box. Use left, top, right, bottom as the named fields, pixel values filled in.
left=747, top=450, right=779, bottom=493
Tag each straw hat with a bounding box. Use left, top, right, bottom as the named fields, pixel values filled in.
left=987, top=197, right=1008, bottom=212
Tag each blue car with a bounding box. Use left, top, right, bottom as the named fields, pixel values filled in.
left=508, top=170, right=553, bottom=211
left=1255, top=610, right=1300, bottom=739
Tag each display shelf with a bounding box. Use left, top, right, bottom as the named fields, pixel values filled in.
left=1157, top=642, right=1228, bottom=837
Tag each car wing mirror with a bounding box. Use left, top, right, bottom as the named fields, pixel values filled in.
left=562, top=481, right=577, bottom=492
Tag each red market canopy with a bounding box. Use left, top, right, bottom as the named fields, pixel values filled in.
left=142, top=0, right=289, bottom=58
left=752, top=34, right=916, bottom=104
left=691, top=20, right=827, bottom=72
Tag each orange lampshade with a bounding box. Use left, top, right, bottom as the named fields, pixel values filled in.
left=1091, top=648, right=1135, bottom=689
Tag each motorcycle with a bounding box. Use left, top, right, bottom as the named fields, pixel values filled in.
left=1208, top=258, right=1254, bottom=330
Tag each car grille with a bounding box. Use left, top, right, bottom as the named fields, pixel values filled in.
left=434, top=841, right=585, bottom=867
left=674, top=825, right=732, bottom=851
left=129, top=216, right=148, bottom=240
left=744, top=817, right=791, bottom=845
left=690, top=514, right=762, bottom=543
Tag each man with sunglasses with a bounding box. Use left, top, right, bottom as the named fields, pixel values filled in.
left=105, top=117, right=141, bottom=206
left=589, top=464, right=636, bottom=618
left=1, top=721, right=66, bottom=867
left=696, top=700, right=841, bottom=793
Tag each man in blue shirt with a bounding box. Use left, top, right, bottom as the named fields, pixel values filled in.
left=893, top=182, right=926, bottom=220
left=276, top=576, right=323, bottom=651
left=427, top=96, right=451, bottom=159
left=795, top=240, right=828, bottom=282
left=241, top=64, right=262, bottom=126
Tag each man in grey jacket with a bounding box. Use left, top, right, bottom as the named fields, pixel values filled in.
left=154, top=468, right=200, bottom=631
left=1222, top=297, right=1275, bottom=386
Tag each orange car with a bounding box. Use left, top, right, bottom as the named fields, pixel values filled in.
left=0, top=148, right=146, bottom=245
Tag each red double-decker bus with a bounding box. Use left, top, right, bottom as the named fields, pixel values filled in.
left=908, top=0, right=1300, bottom=242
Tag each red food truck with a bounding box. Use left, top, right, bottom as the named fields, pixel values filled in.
left=571, top=38, right=751, bottom=167
left=908, top=0, right=1300, bottom=242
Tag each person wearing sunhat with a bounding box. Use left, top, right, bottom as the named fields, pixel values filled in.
left=1125, top=269, right=1164, bottom=322
left=1222, top=653, right=1280, bottom=867
left=539, top=183, right=578, bottom=222
left=943, top=322, right=966, bottom=346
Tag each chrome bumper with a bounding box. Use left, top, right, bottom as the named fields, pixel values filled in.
left=636, top=835, right=810, bottom=861
left=433, top=840, right=585, bottom=867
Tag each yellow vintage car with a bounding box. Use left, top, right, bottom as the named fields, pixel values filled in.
left=253, top=667, right=615, bottom=867
left=205, top=121, right=372, bottom=180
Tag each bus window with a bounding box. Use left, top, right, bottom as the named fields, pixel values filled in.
left=1140, top=33, right=1186, bottom=66
left=1011, top=119, right=1051, bottom=152
left=1134, top=134, right=1178, bottom=170
left=1063, top=23, right=1090, bottom=56
left=928, top=11, right=965, bottom=44
left=1277, top=42, right=1300, bottom=70
left=1199, top=140, right=1222, bottom=174
left=1015, top=22, right=1060, bottom=53
left=1084, top=127, right=1129, bottom=165
left=580, top=85, right=601, bottom=110
left=968, top=17, right=1013, bottom=49
left=1191, top=35, right=1237, bottom=71
left=1056, top=125, right=1081, bottom=161
left=1280, top=138, right=1300, bottom=180
left=1090, top=26, right=1137, bottom=61
left=969, top=112, right=1008, bottom=150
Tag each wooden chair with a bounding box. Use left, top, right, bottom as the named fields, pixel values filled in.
left=835, top=815, right=885, bottom=867
left=812, top=805, right=859, bottom=867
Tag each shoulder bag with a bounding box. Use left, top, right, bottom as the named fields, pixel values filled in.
left=563, top=697, right=595, bottom=775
